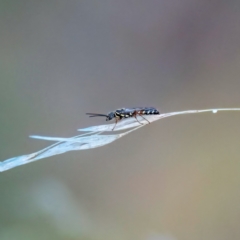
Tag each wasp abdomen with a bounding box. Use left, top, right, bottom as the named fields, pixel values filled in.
left=137, top=108, right=159, bottom=115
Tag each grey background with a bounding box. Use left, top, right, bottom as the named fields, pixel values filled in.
left=1, top=1, right=240, bottom=240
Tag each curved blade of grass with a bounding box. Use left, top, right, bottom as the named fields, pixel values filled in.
left=1, top=107, right=240, bottom=172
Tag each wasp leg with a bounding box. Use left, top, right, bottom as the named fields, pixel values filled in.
left=112, top=118, right=119, bottom=131
left=134, top=116, right=144, bottom=125
left=132, top=111, right=144, bottom=126
left=139, top=114, right=150, bottom=124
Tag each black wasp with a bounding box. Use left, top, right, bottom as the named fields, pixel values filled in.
left=86, top=107, right=160, bottom=130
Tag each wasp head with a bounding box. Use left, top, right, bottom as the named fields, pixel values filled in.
left=106, top=111, right=115, bottom=121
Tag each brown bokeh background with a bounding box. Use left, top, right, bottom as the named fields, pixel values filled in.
left=1, top=1, right=240, bottom=240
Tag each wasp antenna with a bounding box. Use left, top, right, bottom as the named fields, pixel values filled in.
left=86, top=113, right=108, bottom=118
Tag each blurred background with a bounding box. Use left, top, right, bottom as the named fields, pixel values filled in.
left=1, top=1, right=240, bottom=239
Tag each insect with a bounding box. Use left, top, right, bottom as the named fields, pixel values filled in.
left=86, top=107, right=160, bottom=130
